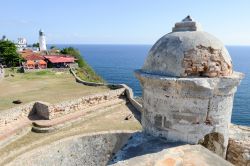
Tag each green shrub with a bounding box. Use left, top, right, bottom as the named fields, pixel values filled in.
left=61, top=47, right=104, bottom=83
left=0, top=40, right=21, bottom=67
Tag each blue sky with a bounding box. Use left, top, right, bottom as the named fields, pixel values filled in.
left=0, top=0, right=249, bottom=45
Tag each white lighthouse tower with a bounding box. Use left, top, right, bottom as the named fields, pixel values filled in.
left=39, top=29, right=47, bottom=51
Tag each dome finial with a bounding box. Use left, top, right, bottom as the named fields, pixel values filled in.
left=172, top=15, right=202, bottom=32
left=182, top=15, right=193, bottom=22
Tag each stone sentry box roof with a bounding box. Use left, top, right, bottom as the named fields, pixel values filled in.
left=142, top=16, right=233, bottom=77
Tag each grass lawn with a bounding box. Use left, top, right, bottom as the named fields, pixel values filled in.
left=0, top=69, right=110, bottom=110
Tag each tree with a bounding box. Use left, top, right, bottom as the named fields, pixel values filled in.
left=60, top=47, right=104, bottom=82
left=60, top=47, right=85, bottom=67
left=32, top=42, right=39, bottom=48
left=50, top=45, right=57, bottom=50
left=0, top=40, right=21, bottom=67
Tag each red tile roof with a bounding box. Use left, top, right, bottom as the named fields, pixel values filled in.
left=24, top=54, right=45, bottom=60
left=44, top=55, right=75, bottom=63
left=39, top=60, right=47, bottom=65
left=26, top=60, right=35, bottom=65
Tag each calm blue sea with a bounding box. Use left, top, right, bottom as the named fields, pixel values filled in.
left=53, top=44, right=250, bottom=126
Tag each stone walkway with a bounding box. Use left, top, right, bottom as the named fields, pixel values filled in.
left=0, top=98, right=126, bottom=147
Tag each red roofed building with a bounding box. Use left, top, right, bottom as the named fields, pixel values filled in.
left=23, top=53, right=47, bottom=69
left=24, top=54, right=45, bottom=61
left=44, top=55, right=76, bottom=68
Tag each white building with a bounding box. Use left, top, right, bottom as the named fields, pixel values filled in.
left=39, top=29, right=47, bottom=51
left=16, top=37, right=27, bottom=51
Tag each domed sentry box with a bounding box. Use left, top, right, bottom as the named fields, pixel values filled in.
left=135, top=16, right=244, bottom=158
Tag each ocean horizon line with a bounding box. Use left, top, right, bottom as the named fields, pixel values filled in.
left=47, top=43, right=250, bottom=47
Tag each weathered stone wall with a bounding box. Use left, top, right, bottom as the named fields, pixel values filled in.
left=135, top=70, right=243, bottom=158
left=5, top=131, right=134, bottom=166
left=226, top=124, right=250, bottom=166
left=183, top=45, right=232, bottom=77
left=46, top=88, right=126, bottom=119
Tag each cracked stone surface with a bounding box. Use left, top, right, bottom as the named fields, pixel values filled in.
left=183, top=45, right=232, bottom=77
left=142, top=17, right=232, bottom=78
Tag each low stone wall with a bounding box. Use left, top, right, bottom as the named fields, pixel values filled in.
left=43, top=88, right=126, bottom=119
left=70, top=68, right=143, bottom=113
left=119, top=84, right=142, bottom=113
left=70, top=68, right=105, bottom=86
left=24, top=68, right=69, bottom=73
left=226, top=124, right=250, bottom=166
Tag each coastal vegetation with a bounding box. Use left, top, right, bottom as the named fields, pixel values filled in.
left=0, top=40, right=22, bottom=67
left=32, top=42, right=39, bottom=48
left=60, top=47, right=104, bottom=83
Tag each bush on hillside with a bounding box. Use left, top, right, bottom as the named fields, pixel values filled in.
left=61, top=47, right=104, bottom=83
